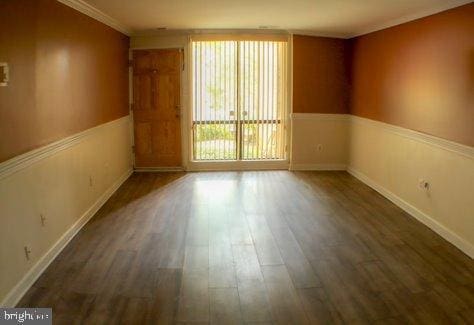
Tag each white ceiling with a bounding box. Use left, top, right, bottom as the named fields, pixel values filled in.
left=80, top=0, right=471, bottom=38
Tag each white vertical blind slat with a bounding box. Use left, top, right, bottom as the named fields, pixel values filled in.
left=192, top=40, right=287, bottom=161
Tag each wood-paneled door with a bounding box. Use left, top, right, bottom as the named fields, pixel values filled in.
left=133, top=49, right=182, bottom=168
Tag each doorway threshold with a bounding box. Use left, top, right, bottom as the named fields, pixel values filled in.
left=186, top=160, right=289, bottom=171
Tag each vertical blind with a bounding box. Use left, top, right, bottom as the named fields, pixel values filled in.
left=192, top=39, right=288, bottom=161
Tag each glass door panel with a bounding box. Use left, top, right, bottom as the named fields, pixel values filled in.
left=192, top=39, right=287, bottom=161
left=192, top=41, right=237, bottom=160
left=239, top=41, right=287, bottom=160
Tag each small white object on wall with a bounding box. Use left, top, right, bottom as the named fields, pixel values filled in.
left=0, top=62, right=9, bottom=86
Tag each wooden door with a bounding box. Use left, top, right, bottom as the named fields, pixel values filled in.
left=133, top=49, right=182, bottom=167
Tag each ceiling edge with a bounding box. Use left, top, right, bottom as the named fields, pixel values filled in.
left=348, top=0, right=472, bottom=38
left=56, top=0, right=471, bottom=40
left=56, top=0, right=132, bottom=36
left=131, top=28, right=349, bottom=40
left=287, top=30, right=350, bottom=39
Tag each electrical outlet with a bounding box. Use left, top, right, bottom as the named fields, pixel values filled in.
left=24, top=246, right=31, bottom=261
left=40, top=214, right=46, bottom=226
left=89, top=176, right=93, bottom=187
left=0, top=62, right=9, bottom=87
left=317, top=144, right=323, bottom=152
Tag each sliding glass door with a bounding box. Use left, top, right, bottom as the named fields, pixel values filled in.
left=191, top=38, right=288, bottom=161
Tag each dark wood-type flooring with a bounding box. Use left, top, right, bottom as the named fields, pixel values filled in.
left=18, top=171, right=474, bottom=324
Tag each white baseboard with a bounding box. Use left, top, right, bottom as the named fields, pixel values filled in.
left=289, top=163, right=347, bottom=171
left=347, top=166, right=474, bottom=259
left=1, top=168, right=133, bottom=307
left=134, top=167, right=185, bottom=172
left=187, top=160, right=289, bottom=171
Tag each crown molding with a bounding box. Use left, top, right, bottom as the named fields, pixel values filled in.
left=288, top=30, right=349, bottom=39
left=133, top=28, right=348, bottom=39
left=57, top=0, right=470, bottom=40
left=132, top=28, right=292, bottom=38
left=348, top=0, right=472, bottom=38
left=282, top=1, right=473, bottom=39
left=56, top=0, right=132, bottom=36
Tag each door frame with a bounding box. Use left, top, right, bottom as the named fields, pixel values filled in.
left=129, top=33, right=293, bottom=172
left=129, top=47, right=189, bottom=171
left=186, top=35, right=293, bottom=171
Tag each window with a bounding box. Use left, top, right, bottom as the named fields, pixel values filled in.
left=191, top=37, right=288, bottom=161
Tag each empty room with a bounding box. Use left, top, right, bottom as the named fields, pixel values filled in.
left=0, top=0, right=473, bottom=323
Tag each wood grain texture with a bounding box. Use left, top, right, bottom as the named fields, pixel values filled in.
left=18, top=171, right=474, bottom=324
left=133, top=49, right=182, bottom=167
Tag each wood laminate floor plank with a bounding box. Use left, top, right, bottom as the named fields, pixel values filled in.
left=16, top=171, right=474, bottom=324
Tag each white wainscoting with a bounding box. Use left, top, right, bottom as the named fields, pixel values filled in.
left=289, top=113, right=350, bottom=170
left=0, top=116, right=133, bottom=306
left=288, top=113, right=473, bottom=258
left=348, top=116, right=474, bottom=259
left=1, top=111, right=471, bottom=307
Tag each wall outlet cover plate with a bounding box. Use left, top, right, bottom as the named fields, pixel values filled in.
left=0, top=62, right=9, bottom=86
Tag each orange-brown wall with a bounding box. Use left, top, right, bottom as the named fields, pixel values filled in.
left=292, top=35, right=351, bottom=114
left=0, top=0, right=130, bottom=162
left=350, top=3, right=474, bottom=147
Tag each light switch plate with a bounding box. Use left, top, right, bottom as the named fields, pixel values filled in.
left=0, top=62, right=9, bottom=86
